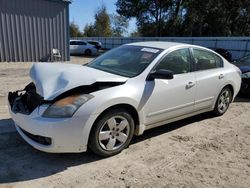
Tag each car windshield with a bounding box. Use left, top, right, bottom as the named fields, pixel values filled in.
left=87, top=45, right=163, bottom=77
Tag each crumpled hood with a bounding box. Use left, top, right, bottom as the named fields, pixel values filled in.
left=30, top=63, right=128, bottom=100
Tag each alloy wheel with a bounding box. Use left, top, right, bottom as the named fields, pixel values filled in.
left=217, top=89, right=231, bottom=114
left=98, top=116, right=130, bottom=151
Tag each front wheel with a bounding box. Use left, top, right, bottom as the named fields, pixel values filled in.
left=213, top=87, right=232, bottom=116
left=89, top=108, right=135, bottom=157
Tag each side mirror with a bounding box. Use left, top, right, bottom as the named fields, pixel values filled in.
left=147, top=69, right=174, bottom=81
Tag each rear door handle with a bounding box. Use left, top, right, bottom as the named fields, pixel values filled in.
left=219, top=74, right=224, bottom=79
left=186, top=81, right=195, bottom=89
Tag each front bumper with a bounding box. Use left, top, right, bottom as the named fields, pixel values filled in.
left=10, top=107, right=89, bottom=153
left=8, top=83, right=101, bottom=153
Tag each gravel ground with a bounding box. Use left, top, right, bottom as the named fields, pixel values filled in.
left=0, top=56, right=250, bottom=188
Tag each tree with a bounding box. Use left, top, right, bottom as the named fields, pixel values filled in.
left=116, top=0, right=250, bottom=37
left=83, top=23, right=96, bottom=37
left=182, top=0, right=250, bottom=36
left=110, top=14, right=129, bottom=37
left=93, top=5, right=112, bottom=37
left=69, top=22, right=83, bottom=37
left=130, top=30, right=141, bottom=37
left=116, top=0, right=174, bottom=37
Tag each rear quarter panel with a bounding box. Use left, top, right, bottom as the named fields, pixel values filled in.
left=223, top=61, right=241, bottom=99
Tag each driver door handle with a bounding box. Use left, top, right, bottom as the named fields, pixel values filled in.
left=186, top=81, right=195, bottom=89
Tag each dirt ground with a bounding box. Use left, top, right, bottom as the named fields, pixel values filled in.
left=0, top=56, right=250, bottom=188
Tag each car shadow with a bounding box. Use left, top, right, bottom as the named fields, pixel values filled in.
left=234, top=94, right=250, bottom=103
left=0, top=111, right=214, bottom=183
left=0, top=130, right=103, bottom=183
left=0, top=118, right=15, bottom=134
left=132, top=112, right=214, bottom=144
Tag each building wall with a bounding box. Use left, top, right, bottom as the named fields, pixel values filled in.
left=76, top=37, right=250, bottom=59
left=0, top=0, right=70, bottom=62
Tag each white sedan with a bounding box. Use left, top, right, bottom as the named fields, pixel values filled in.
left=9, top=42, right=241, bottom=157
left=70, top=40, right=97, bottom=56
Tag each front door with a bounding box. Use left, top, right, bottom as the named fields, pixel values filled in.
left=143, top=48, right=196, bottom=125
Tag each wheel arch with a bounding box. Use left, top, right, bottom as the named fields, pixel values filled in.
left=225, top=84, right=234, bottom=100
left=87, top=103, right=140, bottom=145
left=85, top=48, right=92, bottom=55
left=212, top=83, right=235, bottom=110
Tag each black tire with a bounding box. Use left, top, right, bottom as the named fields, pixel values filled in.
left=85, top=49, right=92, bottom=56
left=89, top=108, right=135, bottom=157
left=213, top=87, right=233, bottom=116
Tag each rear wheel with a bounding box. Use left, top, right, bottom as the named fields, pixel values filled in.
left=213, top=87, right=232, bottom=116
left=85, top=49, right=92, bottom=56
left=89, top=108, right=135, bottom=157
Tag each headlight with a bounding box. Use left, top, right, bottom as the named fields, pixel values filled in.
left=42, top=94, right=93, bottom=118
left=242, top=72, right=250, bottom=78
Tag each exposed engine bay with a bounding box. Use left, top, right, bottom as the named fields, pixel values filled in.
left=8, top=81, right=125, bottom=115
left=8, top=82, right=43, bottom=115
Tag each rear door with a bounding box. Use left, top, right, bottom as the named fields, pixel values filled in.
left=191, top=48, right=225, bottom=110
left=75, top=41, right=87, bottom=54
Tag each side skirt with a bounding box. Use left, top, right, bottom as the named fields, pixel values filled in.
left=138, top=107, right=213, bottom=134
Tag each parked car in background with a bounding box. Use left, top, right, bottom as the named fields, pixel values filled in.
left=231, top=54, right=250, bottom=95
left=9, top=42, right=241, bottom=157
left=87, top=40, right=102, bottom=50
left=70, top=40, right=97, bottom=56
left=214, top=48, right=232, bottom=62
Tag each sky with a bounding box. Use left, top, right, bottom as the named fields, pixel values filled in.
left=69, top=0, right=137, bottom=35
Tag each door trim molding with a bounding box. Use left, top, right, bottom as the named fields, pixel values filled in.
left=195, top=97, right=214, bottom=105
left=147, top=101, right=194, bottom=118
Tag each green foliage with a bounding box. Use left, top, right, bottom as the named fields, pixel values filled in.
left=116, top=0, right=250, bottom=37
left=183, top=0, right=250, bottom=36
left=130, top=29, right=141, bottom=37
left=69, top=22, right=83, bottom=37
left=83, top=23, right=95, bottom=37
left=110, top=14, right=129, bottom=37
left=93, top=5, right=112, bottom=37
left=82, top=5, right=113, bottom=37
left=82, top=5, right=130, bottom=37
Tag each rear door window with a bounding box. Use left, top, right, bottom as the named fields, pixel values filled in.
left=70, top=41, right=76, bottom=45
left=193, top=49, right=223, bottom=71
left=76, top=41, right=86, bottom=45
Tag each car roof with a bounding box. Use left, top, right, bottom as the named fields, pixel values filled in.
left=126, top=41, right=197, bottom=50
left=70, top=40, right=87, bottom=42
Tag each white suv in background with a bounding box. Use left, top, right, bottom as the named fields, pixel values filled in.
left=70, top=40, right=97, bottom=56
left=87, top=40, right=102, bottom=50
